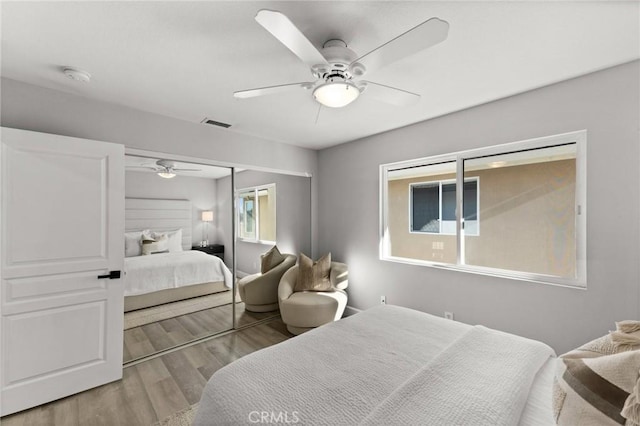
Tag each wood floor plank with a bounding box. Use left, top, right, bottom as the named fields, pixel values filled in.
left=123, top=327, right=156, bottom=361
left=181, top=340, right=224, bottom=371
left=147, top=377, right=190, bottom=421
left=142, top=321, right=178, bottom=352
left=76, top=378, right=130, bottom=426
left=51, top=397, right=79, bottom=426
left=161, top=350, right=209, bottom=405
left=121, top=365, right=158, bottom=425
left=175, top=312, right=208, bottom=336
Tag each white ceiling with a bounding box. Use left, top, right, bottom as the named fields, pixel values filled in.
left=1, top=1, right=638, bottom=150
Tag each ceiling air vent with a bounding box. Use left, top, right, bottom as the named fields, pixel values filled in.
left=201, top=118, right=231, bottom=128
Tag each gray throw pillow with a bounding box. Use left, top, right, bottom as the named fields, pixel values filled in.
left=261, top=246, right=286, bottom=274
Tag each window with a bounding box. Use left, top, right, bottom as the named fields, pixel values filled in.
left=380, top=130, right=586, bottom=287
left=237, top=184, right=276, bottom=243
left=411, top=179, right=478, bottom=236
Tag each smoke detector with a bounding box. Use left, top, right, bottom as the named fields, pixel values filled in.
left=63, top=67, right=91, bottom=83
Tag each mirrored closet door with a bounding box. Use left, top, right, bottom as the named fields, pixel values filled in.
left=228, top=169, right=312, bottom=329
left=122, top=155, right=235, bottom=363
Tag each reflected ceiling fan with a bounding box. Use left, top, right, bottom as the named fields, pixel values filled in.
left=234, top=10, right=449, bottom=108
left=127, top=159, right=201, bottom=179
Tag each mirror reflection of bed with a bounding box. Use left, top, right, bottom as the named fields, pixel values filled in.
left=122, top=156, right=237, bottom=363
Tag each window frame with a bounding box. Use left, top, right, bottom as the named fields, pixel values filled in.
left=380, top=130, right=587, bottom=288
left=409, top=177, right=480, bottom=236
left=236, top=183, right=277, bottom=245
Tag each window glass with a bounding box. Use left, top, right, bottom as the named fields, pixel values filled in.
left=237, top=184, right=276, bottom=243
left=462, top=145, right=576, bottom=279
left=381, top=131, right=585, bottom=287
left=411, top=183, right=439, bottom=232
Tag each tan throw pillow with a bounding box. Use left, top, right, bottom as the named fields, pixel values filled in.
left=553, top=321, right=640, bottom=426
left=295, top=252, right=332, bottom=292
left=261, top=246, right=286, bottom=273
left=142, top=234, right=169, bottom=255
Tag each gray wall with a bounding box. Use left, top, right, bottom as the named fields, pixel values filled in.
left=317, top=60, right=640, bottom=354
left=125, top=170, right=222, bottom=246
left=217, top=170, right=311, bottom=274
left=0, top=77, right=319, bottom=257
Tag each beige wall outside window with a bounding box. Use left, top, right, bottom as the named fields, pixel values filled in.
left=381, top=131, right=586, bottom=287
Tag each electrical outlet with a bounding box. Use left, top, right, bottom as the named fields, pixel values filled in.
left=380, top=295, right=386, bottom=305
left=444, top=311, right=454, bottom=320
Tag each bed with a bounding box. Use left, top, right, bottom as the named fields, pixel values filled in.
left=124, top=250, right=232, bottom=311
left=123, top=198, right=233, bottom=312
left=194, top=305, right=557, bottom=425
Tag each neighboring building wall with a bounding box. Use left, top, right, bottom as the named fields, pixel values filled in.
left=258, top=191, right=276, bottom=243
left=125, top=170, right=221, bottom=247
left=317, top=60, right=640, bottom=354
left=388, top=159, right=576, bottom=277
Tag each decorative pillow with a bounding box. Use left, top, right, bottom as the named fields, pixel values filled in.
left=294, top=252, right=332, bottom=292
left=553, top=320, right=640, bottom=426
left=124, top=231, right=143, bottom=257
left=261, top=246, right=286, bottom=274
left=155, top=229, right=183, bottom=253
left=142, top=234, right=169, bottom=255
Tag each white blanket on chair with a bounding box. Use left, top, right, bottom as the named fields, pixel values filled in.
left=361, top=325, right=554, bottom=426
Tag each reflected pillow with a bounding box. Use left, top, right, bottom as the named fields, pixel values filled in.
left=124, top=231, right=143, bottom=257
left=295, top=252, right=332, bottom=292
left=261, top=245, right=286, bottom=273
left=154, top=229, right=183, bottom=253
left=142, top=234, right=169, bottom=255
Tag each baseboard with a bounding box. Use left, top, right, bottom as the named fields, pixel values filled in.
left=343, top=305, right=362, bottom=317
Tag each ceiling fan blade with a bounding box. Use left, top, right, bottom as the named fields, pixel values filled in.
left=173, top=168, right=202, bottom=172
left=255, top=9, right=329, bottom=69
left=234, top=82, right=313, bottom=99
left=352, top=18, right=449, bottom=76
left=126, top=166, right=158, bottom=171
left=361, top=81, right=421, bottom=107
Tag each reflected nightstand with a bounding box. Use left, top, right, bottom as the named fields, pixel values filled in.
left=192, top=244, right=224, bottom=260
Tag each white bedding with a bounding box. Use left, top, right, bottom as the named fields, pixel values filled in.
left=194, top=305, right=556, bottom=426
left=124, top=250, right=232, bottom=297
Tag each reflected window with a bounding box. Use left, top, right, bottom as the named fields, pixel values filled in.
left=237, top=184, right=276, bottom=243
left=411, top=179, right=478, bottom=235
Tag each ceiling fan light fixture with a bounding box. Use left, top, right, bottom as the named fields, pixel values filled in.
left=157, top=171, right=176, bottom=179
left=313, top=81, right=360, bottom=108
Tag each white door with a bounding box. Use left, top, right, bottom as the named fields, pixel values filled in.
left=0, top=127, right=125, bottom=416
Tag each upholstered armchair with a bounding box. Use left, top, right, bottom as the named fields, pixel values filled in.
left=238, top=254, right=296, bottom=312
left=278, top=262, right=348, bottom=335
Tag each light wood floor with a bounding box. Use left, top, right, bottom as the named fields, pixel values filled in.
left=124, top=302, right=279, bottom=363
left=1, top=319, right=292, bottom=426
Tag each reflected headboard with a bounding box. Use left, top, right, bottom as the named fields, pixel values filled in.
left=125, top=198, right=192, bottom=250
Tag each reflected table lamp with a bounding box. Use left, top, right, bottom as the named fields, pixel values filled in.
left=201, top=211, right=213, bottom=247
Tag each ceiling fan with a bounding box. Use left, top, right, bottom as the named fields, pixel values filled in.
left=127, top=159, right=201, bottom=179
left=234, top=10, right=449, bottom=108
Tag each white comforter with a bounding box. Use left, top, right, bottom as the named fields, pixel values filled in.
left=194, top=305, right=555, bottom=426
left=124, top=250, right=232, bottom=296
